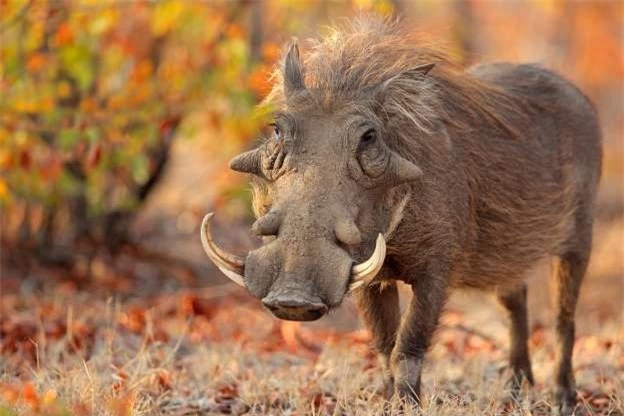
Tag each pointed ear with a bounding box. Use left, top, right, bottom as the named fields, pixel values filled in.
left=283, top=38, right=306, bottom=97
left=405, top=62, right=435, bottom=77
left=387, top=152, right=423, bottom=185
left=391, top=63, right=435, bottom=83
left=229, top=149, right=262, bottom=176
left=376, top=62, right=436, bottom=95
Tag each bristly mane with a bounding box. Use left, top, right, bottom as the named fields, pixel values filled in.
left=265, top=17, right=528, bottom=138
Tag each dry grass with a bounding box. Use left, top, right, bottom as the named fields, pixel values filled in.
left=0, top=283, right=622, bottom=416
left=1, top=217, right=622, bottom=416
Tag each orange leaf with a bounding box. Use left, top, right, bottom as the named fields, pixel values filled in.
left=131, top=60, right=153, bottom=83
left=226, top=23, right=245, bottom=39
left=23, top=382, right=39, bottom=410
left=248, top=65, right=273, bottom=99
left=0, top=383, right=19, bottom=405
left=0, top=150, right=14, bottom=169
left=40, top=152, right=63, bottom=182
left=107, top=392, right=134, bottom=416
left=262, top=43, right=281, bottom=63
left=80, top=97, right=97, bottom=113
left=0, top=178, right=9, bottom=201
left=26, top=53, right=46, bottom=72
left=155, top=370, right=172, bottom=391
left=119, top=307, right=146, bottom=333
left=55, top=22, right=74, bottom=45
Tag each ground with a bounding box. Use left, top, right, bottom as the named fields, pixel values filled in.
left=0, top=285, right=622, bottom=416
left=1, top=140, right=622, bottom=415
left=1, top=221, right=622, bottom=415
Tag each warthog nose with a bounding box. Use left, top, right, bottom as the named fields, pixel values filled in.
left=262, top=294, right=328, bottom=322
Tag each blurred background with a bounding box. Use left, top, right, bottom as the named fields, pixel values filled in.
left=0, top=2, right=622, bottom=414
left=0, top=0, right=622, bottom=329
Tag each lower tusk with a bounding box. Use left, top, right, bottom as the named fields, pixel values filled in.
left=348, top=233, right=386, bottom=292
left=200, top=213, right=246, bottom=288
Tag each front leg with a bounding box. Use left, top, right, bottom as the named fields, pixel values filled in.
left=353, top=280, right=401, bottom=398
left=391, top=272, right=448, bottom=404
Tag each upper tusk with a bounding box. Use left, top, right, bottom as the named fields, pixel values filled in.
left=348, top=233, right=386, bottom=291
left=200, top=213, right=246, bottom=288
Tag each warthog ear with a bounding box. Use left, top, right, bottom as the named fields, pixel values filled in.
left=374, top=62, right=436, bottom=98
left=369, top=62, right=438, bottom=133
left=388, top=152, right=423, bottom=185
left=283, top=38, right=306, bottom=97
left=229, top=149, right=262, bottom=176
left=405, top=62, right=435, bottom=77
left=351, top=145, right=423, bottom=188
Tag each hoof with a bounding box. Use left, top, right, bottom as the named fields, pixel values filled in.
left=554, top=389, right=577, bottom=416
left=505, top=372, right=533, bottom=399
left=557, top=401, right=577, bottom=416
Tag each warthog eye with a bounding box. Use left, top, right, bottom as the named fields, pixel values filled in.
left=270, top=123, right=281, bottom=140
left=360, top=128, right=376, bottom=145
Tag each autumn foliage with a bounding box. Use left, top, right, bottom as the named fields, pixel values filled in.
left=0, top=1, right=622, bottom=415
left=0, top=0, right=277, bottom=254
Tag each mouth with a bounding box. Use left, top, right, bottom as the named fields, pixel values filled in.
left=261, top=290, right=329, bottom=321
left=264, top=304, right=328, bottom=321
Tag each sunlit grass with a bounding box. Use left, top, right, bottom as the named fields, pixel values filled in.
left=1, top=286, right=621, bottom=415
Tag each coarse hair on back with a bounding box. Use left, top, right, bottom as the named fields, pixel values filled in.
left=264, top=16, right=529, bottom=139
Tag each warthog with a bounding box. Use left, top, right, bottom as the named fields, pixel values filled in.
left=201, top=19, right=601, bottom=413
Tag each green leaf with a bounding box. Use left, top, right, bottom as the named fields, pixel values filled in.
left=59, top=128, right=80, bottom=150
left=86, top=127, right=100, bottom=143
left=59, top=44, right=94, bottom=91
left=58, top=170, right=82, bottom=196
left=0, top=405, right=21, bottom=416
left=131, top=154, right=149, bottom=184
left=43, top=108, right=63, bottom=124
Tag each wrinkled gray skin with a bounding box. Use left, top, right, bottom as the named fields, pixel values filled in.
left=240, top=105, right=419, bottom=321
left=222, top=23, right=602, bottom=415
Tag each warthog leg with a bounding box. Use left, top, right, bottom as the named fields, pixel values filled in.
left=497, top=283, right=534, bottom=394
left=353, top=281, right=401, bottom=398
left=390, top=271, right=449, bottom=404
left=550, top=205, right=593, bottom=416
left=551, top=250, right=589, bottom=415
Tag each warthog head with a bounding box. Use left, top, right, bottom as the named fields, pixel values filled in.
left=202, top=36, right=433, bottom=321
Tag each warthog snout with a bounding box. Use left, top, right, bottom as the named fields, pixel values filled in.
left=262, top=291, right=328, bottom=321
left=200, top=213, right=388, bottom=320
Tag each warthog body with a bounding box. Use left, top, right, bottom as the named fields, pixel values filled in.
left=202, top=19, right=601, bottom=413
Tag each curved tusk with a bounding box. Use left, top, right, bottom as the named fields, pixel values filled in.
left=348, top=233, right=386, bottom=292
left=200, top=213, right=246, bottom=287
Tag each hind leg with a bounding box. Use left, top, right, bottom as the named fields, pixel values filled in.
left=497, top=283, right=534, bottom=393
left=551, top=217, right=592, bottom=415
